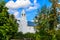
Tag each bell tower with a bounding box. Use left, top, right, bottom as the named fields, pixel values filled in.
left=18, top=9, right=28, bottom=33
left=21, top=9, right=26, bottom=17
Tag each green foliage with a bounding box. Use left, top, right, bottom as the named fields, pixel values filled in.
left=13, top=32, right=36, bottom=40
left=24, top=33, right=35, bottom=38
left=34, top=4, right=58, bottom=40
left=14, top=32, right=24, bottom=39
left=0, top=1, right=18, bottom=40
left=56, top=30, right=60, bottom=40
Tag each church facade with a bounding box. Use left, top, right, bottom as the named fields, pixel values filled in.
left=18, top=10, right=36, bottom=34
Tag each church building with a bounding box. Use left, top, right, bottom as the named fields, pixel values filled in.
left=18, top=10, right=36, bottom=34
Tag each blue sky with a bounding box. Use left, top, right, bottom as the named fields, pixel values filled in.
left=5, top=0, right=51, bottom=21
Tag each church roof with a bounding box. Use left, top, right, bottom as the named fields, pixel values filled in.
left=27, top=21, right=36, bottom=26
left=17, top=20, right=36, bottom=27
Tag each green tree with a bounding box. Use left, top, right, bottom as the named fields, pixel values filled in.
left=0, top=1, right=18, bottom=40
left=48, top=0, right=58, bottom=30
left=35, top=5, right=49, bottom=40
left=14, top=32, right=24, bottom=39
left=24, top=33, right=35, bottom=40
left=34, top=4, right=57, bottom=40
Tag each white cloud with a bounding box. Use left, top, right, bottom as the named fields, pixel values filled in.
left=14, top=11, right=19, bottom=18
left=8, top=9, right=14, bottom=13
left=5, top=0, right=31, bottom=8
left=26, top=0, right=40, bottom=11
left=26, top=3, right=40, bottom=11
left=15, top=0, right=31, bottom=8
left=31, top=20, right=34, bottom=22
left=28, top=5, right=38, bottom=10
left=7, top=9, right=19, bottom=19
left=5, top=0, right=15, bottom=8
left=6, top=0, right=40, bottom=19
left=34, top=0, right=37, bottom=3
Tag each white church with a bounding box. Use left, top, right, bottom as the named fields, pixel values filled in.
left=5, top=0, right=37, bottom=34
left=18, top=10, right=36, bottom=34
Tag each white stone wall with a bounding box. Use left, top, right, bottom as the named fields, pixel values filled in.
left=18, top=10, right=36, bottom=34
